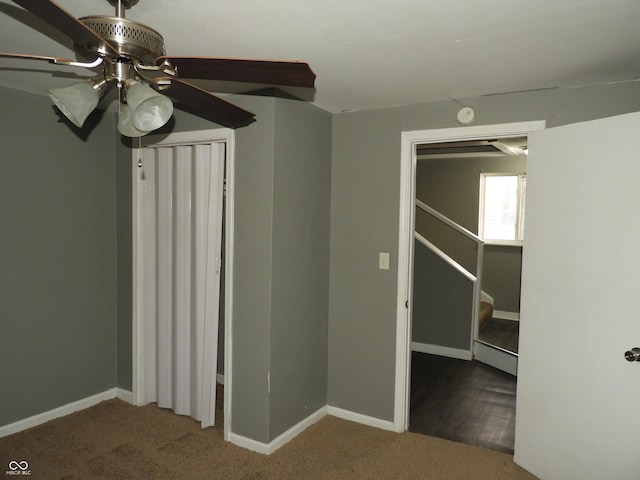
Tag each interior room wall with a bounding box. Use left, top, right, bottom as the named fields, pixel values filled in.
left=0, top=87, right=117, bottom=426
left=5, top=79, right=640, bottom=448
left=269, top=97, right=331, bottom=441
left=115, top=135, right=133, bottom=391
left=412, top=239, right=473, bottom=350
left=115, top=92, right=331, bottom=445
left=416, top=155, right=525, bottom=231
left=328, top=81, right=640, bottom=423
left=115, top=95, right=277, bottom=442
left=416, top=154, right=526, bottom=312
left=483, top=245, right=523, bottom=313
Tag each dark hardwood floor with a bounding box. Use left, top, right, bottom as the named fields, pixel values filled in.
left=409, top=352, right=517, bottom=454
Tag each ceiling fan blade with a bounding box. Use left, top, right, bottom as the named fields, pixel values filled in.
left=0, top=52, right=103, bottom=68
left=152, top=78, right=255, bottom=129
left=157, top=57, right=316, bottom=88
left=11, top=0, right=119, bottom=56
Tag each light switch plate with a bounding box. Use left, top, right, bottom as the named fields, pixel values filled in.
left=379, top=252, right=390, bottom=270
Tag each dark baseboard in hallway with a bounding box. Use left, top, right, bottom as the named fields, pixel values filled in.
left=409, top=351, right=517, bottom=455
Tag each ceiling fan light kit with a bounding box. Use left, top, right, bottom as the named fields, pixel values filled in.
left=2, top=0, right=316, bottom=136
left=117, top=103, right=146, bottom=137
left=48, top=80, right=104, bottom=128
left=124, top=80, right=173, bottom=132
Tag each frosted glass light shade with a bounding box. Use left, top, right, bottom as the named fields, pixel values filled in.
left=117, top=104, right=150, bottom=137
left=126, top=83, right=173, bottom=132
left=48, top=82, right=100, bottom=128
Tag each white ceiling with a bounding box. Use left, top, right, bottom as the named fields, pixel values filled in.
left=1, top=0, right=640, bottom=114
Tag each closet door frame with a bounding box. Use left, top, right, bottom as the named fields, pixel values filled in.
left=132, top=128, right=235, bottom=441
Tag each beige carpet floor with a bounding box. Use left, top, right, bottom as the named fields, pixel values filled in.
left=0, top=397, right=538, bottom=480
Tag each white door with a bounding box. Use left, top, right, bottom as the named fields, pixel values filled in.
left=514, top=112, right=640, bottom=479
left=138, top=140, right=225, bottom=428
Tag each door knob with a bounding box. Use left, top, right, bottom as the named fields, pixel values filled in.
left=624, top=347, right=640, bottom=362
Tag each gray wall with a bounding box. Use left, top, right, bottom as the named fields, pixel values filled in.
left=0, top=87, right=117, bottom=425
left=227, top=95, right=276, bottom=442
left=412, top=240, right=473, bottom=350
left=115, top=136, right=133, bottom=390
left=114, top=95, right=277, bottom=441
left=115, top=93, right=331, bottom=444
left=483, top=245, right=522, bottom=312
left=227, top=94, right=331, bottom=443
left=269, top=98, right=331, bottom=440
left=328, top=82, right=640, bottom=422
left=416, top=155, right=525, bottom=312
left=5, top=79, right=640, bottom=442
left=416, top=155, right=526, bottom=232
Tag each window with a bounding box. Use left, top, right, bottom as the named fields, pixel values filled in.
left=479, top=173, right=526, bottom=245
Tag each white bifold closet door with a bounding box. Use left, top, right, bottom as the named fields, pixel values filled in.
left=141, top=141, right=225, bottom=428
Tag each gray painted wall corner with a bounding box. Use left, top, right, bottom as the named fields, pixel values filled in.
left=0, top=87, right=117, bottom=426
left=115, top=130, right=133, bottom=391
left=228, top=95, right=277, bottom=443
left=269, top=98, right=332, bottom=440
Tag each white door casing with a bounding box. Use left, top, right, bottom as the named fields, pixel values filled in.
left=514, top=112, right=640, bottom=479
left=132, top=129, right=235, bottom=438
left=397, top=121, right=546, bottom=431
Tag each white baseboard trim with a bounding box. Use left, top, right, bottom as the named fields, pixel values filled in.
left=115, top=388, right=134, bottom=405
left=0, top=388, right=131, bottom=438
left=227, top=432, right=270, bottom=454
left=327, top=406, right=396, bottom=432
left=493, top=310, right=520, bottom=321
left=480, top=290, right=494, bottom=305
left=411, top=341, right=473, bottom=361
left=229, top=405, right=327, bottom=455
left=229, top=404, right=398, bottom=455
left=513, top=455, right=545, bottom=480
left=474, top=341, right=518, bottom=376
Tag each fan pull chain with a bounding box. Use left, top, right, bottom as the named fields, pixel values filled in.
left=137, top=136, right=143, bottom=168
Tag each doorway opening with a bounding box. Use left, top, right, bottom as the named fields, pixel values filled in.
left=395, top=121, right=545, bottom=451
left=132, top=128, right=236, bottom=441
left=410, top=136, right=527, bottom=452
left=415, top=137, right=526, bottom=361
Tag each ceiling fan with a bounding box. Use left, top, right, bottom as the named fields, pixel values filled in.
left=0, top=0, right=316, bottom=136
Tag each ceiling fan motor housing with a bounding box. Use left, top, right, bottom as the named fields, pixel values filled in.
left=80, top=16, right=165, bottom=63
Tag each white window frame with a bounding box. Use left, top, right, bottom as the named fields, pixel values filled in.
left=478, top=172, right=526, bottom=246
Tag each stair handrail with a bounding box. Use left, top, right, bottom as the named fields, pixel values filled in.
left=415, top=198, right=485, bottom=354
left=415, top=199, right=483, bottom=247
left=414, top=231, right=476, bottom=282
